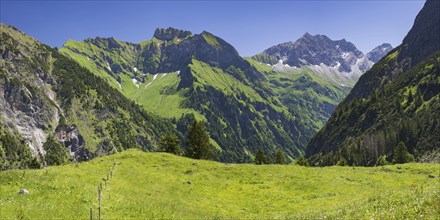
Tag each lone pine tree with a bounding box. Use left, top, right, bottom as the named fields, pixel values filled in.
left=185, top=120, right=213, bottom=159
left=275, top=148, right=287, bottom=164
left=393, top=142, right=415, bottom=164
left=254, top=148, right=268, bottom=165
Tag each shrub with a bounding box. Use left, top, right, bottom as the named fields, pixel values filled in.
left=296, top=156, right=309, bottom=166
left=375, top=155, right=390, bottom=166
left=160, top=132, right=182, bottom=155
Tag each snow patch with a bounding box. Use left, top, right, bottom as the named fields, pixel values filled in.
left=106, top=62, right=111, bottom=71
left=133, top=67, right=137, bottom=72
left=132, top=78, right=140, bottom=88
left=144, top=82, right=152, bottom=88
left=153, top=74, right=158, bottom=80
left=117, top=81, right=122, bottom=90
left=177, top=70, right=180, bottom=75
left=160, top=73, right=168, bottom=78
left=87, top=57, right=90, bottom=60
left=299, top=58, right=308, bottom=64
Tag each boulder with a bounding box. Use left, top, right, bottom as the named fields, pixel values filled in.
left=17, top=189, right=29, bottom=195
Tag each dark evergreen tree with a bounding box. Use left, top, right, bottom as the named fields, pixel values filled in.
left=185, top=120, right=213, bottom=159
left=407, top=90, right=414, bottom=105
left=0, top=127, right=34, bottom=170
left=392, top=142, right=415, bottom=164
left=275, top=148, right=287, bottom=164
left=160, top=132, right=181, bottom=155
left=43, top=135, right=71, bottom=166
left=27, top=156, right=43, bottom=169
left=0, top=143, right=5, bottom=170
left=254, top=148, right=267, bottom=165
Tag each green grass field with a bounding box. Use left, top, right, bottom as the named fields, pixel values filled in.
left=1, top=149, right=439, bottom=219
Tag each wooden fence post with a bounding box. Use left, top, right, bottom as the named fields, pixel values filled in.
left=98, top=183, right=102, bottom=220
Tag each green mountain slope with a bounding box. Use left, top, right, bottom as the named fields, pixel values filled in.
left=247, top=59, right=351, bottom=129
left=1, top=149, right=438, bottom=219
left=60, top=28, right=351, bottom=162
left=0, top=24, right=176, bottom=169
left=306, top=0, right=440, bottom=166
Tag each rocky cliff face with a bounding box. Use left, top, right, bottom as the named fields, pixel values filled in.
left=1, top=25, right=58, bottom=157
left=1, top=23, right=176, bottom=169
left=55, top=125, right=91, bottom=162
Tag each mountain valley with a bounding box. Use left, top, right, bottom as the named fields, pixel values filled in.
left=0, top=0, right=439, bottom=218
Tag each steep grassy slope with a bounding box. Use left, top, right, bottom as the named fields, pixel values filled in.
left=1, top=149, right=439, bottom=219
left=247, top=59, right=351, bottom=130
left=183, top=59, right=303, bottom=161
left=306, top=0, right=440, bottom=166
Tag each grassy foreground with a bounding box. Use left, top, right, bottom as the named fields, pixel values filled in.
left=0, top=149, right=439, bottom=219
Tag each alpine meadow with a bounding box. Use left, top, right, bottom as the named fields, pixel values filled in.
left=0, top=0, right=439, bottom=219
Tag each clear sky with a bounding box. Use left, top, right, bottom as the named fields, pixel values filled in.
left=1, top=0, right=425, bottom=56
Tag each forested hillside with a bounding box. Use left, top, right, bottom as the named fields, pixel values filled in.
left=306, top=0, right=440, bottom=166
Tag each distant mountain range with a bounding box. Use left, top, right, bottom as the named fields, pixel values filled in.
left=252, top=34, right=392, bottom=86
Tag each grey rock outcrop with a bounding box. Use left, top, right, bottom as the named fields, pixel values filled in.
left=55, top=125, right=91, bottom=162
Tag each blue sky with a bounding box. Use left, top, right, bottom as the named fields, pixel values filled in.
left=1, top=0, right=425, bottom=56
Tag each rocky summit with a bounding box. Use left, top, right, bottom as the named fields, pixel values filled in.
left=366, top=43, right=393, bottom=63
left=153, top=27, right=192, bottom=41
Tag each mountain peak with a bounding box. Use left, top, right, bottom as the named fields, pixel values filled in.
left=84, top=36, right=125, bottom=49
left=398, top=0, right=440, bottom=65
left=366, top=43, right=393, bottom=62
left=302, top=32, right=313, bottom=38
left=153, top=27, right=192, bottom=41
